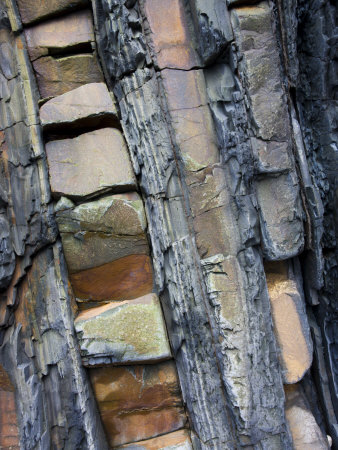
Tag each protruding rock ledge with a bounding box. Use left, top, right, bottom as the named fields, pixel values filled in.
left=116, top=429, right=192, bottom=449
left=89, top=362, right=186, bottom=447
left=24, top=10, right=94, bottom=61
left=40, top=83, right=117, bottom=130
left=285, top=384, right=330, bottom=449
left=75, top=294, right=171, bottom=366
left=46, top=128, right=136, bottom=199
left=56, top=193, right=147, bottom=273
left=265, top=260, right=312, bottom=383
left=16, top=0, right=88, bottom=25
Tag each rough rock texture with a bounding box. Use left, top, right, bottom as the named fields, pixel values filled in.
left=70, top=254, right=153, bottom=303
left=56, top=193, right=147, bottom=273
left=24, top=9, right=94, bottom=61
left=285, top=384, right=329, bottom=449
left=17, top=0, right=88, bottom=25
left=116, top=429, right=192, bottom=450
left=0, top=365, right=19, bottom=449
left=265, top=260, right=312, bottom=383
left=46, top=129, right=136, bottom=199
left=89, top=362, right=187, bottom=447
left=40, top=82, right=117, bottom=130
left=32, top=53, right=103, bottom=98
left=75, top=294, right=171, bottom=366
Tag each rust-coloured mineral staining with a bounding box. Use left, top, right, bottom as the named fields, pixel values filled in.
left=0, top=0, right=336, bottom=448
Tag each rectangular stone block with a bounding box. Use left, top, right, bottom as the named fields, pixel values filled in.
left=24, top=10, right=94, bottom=61
left=40, top=83, right=117, bottom=130
left=89, top=362, right=187, bottom=447
left=257, top=173, right=304, bottom=260
left=46, top=128, right=136, bottom=200
left=285, top=384, right=329, bottom=449
left=75, top=294, right=171, bottom=366
left=17, top=0, right=88, bottom=24
left=265, top=260, right=312, bottom=383
left=56, top=193, right=147, bottom=273
left=32, top=54, right=103, bottom=98
left=70, top=254, right=153, bottom=303
left=144, top=0, right=199, bottom=69
left=117, top=429, right=192, bottom=449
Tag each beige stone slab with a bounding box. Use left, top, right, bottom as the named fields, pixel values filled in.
left=56, top=193, right=147, bottom=273
left=24, top=10, right=94, bottom=61
left=117, top=429, right=192, bottom=449
left=90, top=364, right=187, bottom=447
left=265, top=260, right=312, bottom=383
left=32, top=54, right=103, bottom=98
left=285, top=384, right=329, bottom=449
left=46, top=128, right=136, bottom=200
left=17, top=0, right=88, bottom=24
left=75, top=294, right=171, bottom=366
left=40, top=83, right=117, bottom=128
left=144, top=0, right=199, bottom=69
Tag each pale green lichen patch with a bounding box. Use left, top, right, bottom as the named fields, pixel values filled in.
left=75, top=294, right=171, bottom=363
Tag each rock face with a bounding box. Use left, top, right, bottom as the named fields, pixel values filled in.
left=75, top=294, right=171, bottom=366
left=1, top=0, right=337, bottom=448
left=89, top=362, right=187, bottom=447
left=40, top=83, right=117, bottom=129
left=46, top=129, right=136, bottom=199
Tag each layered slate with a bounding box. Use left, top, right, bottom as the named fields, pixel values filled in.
left=75, top=294, right=171, bottom=366
left=89, top=362, right=187, bottom=446
left=46, top=129, right=136, bottom=199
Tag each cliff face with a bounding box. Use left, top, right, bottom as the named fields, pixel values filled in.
left=0, top=0, right=336, bottom=449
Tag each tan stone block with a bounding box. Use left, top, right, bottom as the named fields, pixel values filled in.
left=0, top=390, right=19, bottom=449
left=89, top=362, right=187, bottom=447
left=265, top=261, right=312, bottom=383
left=32, top=54, right=103, bottom=98
left=56, top=193, right=148, bottom=273
left=285, top=384, right=329, bottom=449
left=40, top=83, right=117, bottom=129
left=70, top=254, right=153, bottom=302
left=24, top=10, right=94, bottom=61
left=144, top=0, right=199, bottom=69
left=162, top=69, right=219, bottom=171
left=46, top=128, right=136, bottom=199
left=75, top=294, right=171, bottom=365
left=17, top=0, right=88, bottom=24
left=117, top=429, right=192, bottom=449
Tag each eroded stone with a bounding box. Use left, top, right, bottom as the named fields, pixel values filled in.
left=144, top=0, right=199, bottom=69
left=56, top=193, right=147, bottom=273
left=46, top=128, right=136, bottom=199
left=0, top=365, right=19, bottom=450
left=265, top=260, right=312, bottom=383
left=89, top=362, right=186, bottom=447
left=32, top=54, right=103, bottom=98
left=40, top=83, right=117, bottom=129
left=17, top=0, right=88, bottom=24
left=285, top=384, right=329, bottom=449
left=75, top=294, right=171, bottom=365
left=117, top=429, right=192, bottom=449
left=24, top=10, right=94, bottom=61
left=70, top=254, right=153, bottom=302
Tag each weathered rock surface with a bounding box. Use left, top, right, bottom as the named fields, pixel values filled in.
left=40, top=82, right=117, bottom=130
left=89, top=362, right=187, bottom=447
left=56, top=193, right=147, bottom=273
left=46, top=128, right=136, bottom=199
left=75, top=294, right=171, bottom=366
left=32, top=54, right=103, bottom=98
left=0, top=365, right=19, bottom=450
left=144, top=0, right=199, bottom=70
left=265, top=260, right=312, bottom=383
left=70, top=255, right=153, bottom=303
left=16, top=0, right=88, bottom=25
left=116, top=429, right=192, bottom=449
left=285, top=384, right=329, bottom=449
left=24, top=9, right=94, bottom=61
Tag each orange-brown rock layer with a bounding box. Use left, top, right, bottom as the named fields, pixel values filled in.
left=89, top=362, right=187, bottom=447
left=0, top=366, right=19, bottom=450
